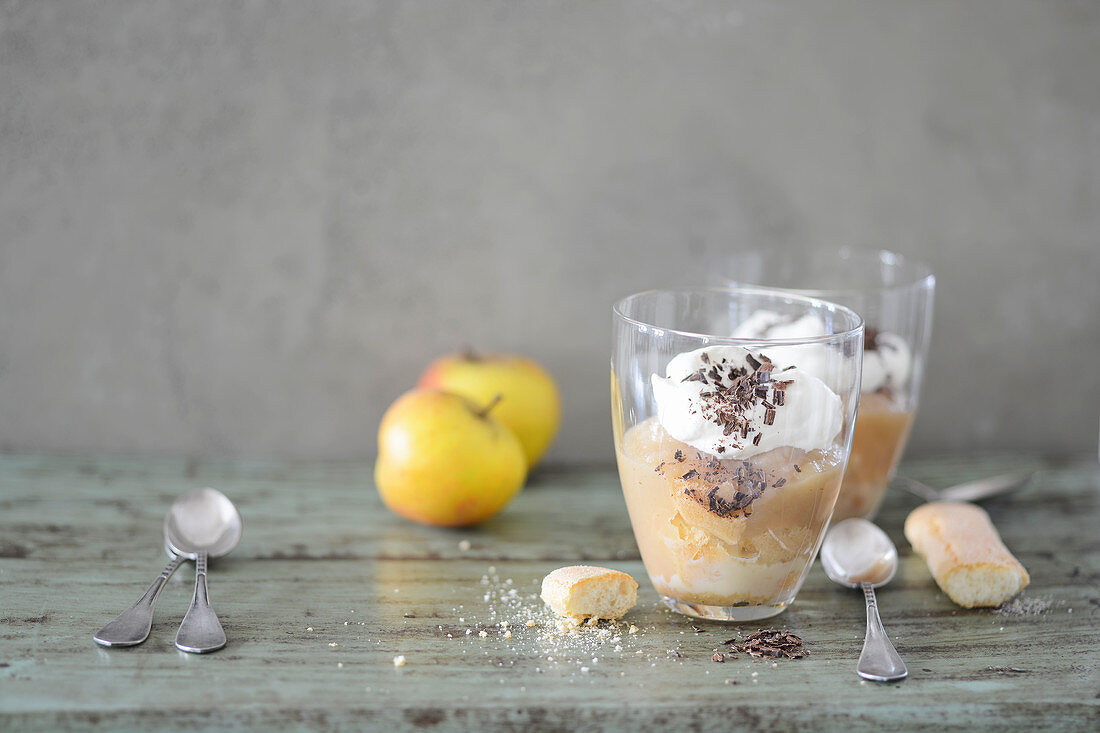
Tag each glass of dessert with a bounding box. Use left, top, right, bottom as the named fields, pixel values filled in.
left=612, top=287, right=863, bottom=621
left=726, top=249, right=935, bottom=521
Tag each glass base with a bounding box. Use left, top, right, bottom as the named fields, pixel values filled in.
left=661, top=596, right=790, bottom=622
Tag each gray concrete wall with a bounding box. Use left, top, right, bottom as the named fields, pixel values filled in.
left=2, top=0, right=1098, bottom=463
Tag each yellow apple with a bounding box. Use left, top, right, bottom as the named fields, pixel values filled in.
left=418, top=352, right=561, bottom=468
left=374, top=389, right=527, bottom=527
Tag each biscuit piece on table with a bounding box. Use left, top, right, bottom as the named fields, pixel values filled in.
left=904, top=501, right=1029, bottom=608
left=541, top=566, right=638, bottom=621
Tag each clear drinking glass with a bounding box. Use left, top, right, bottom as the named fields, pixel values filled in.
left=726, top=249, right=935, bottom=521
left=612, top=287, right=863, bottom=621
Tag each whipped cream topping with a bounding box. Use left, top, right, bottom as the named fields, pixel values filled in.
left=651, top=345, right=842, bottom=460
left=731, top=311, right=830, bottom=383
left=731, top=310, right=910, bottom=394
left=861, top=330, right=911, bottom=394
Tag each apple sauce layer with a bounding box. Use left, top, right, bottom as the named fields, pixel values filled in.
left=617, top=417, right=844, bottom=608
left=832, top=391, right=914, bottom=521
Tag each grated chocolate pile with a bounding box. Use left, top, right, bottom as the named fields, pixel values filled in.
left=719, top=629, right=807, bottom=660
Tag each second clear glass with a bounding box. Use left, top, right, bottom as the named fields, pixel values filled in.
left=726, top=249, right=935, bottom=521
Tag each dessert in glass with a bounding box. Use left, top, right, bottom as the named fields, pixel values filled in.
left=612, top=287, right=863, bottom=621
left=727, top=249, right=934, bottom=521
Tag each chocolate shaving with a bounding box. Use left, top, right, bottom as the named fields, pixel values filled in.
left=712, top=652, right=725, bottom=663
left=864, top=326, right=880, bottom=351
left=773, top=477, right=787, bottom=488
left=746, top=354, right=761, bottom=371
left=723, top=629, right=807, bottom=660
left=752, top=433, right=762, bottom=446
left=764, top=408, right=776, bottom=426
left=674, top=449, right=685, bottom=462
left=681, top=469, right=699, bottom=480
left=793, top=464, right=801, bottom=473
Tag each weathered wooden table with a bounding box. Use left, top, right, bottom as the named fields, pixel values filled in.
left=1, top=453, right=1097, bottom=731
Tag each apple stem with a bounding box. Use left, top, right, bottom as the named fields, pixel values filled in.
left=475, top=393, right=504, bottom=419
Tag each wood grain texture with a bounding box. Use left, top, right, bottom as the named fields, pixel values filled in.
left=1, top=453, right=1097, bottom=731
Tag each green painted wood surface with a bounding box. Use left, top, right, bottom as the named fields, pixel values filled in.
left=1, top=453, right=1097, bottom=731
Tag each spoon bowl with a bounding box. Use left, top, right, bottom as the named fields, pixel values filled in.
left=165, top=487, right=243, bottom=559
left=821, top=518, right=898, bottom=588
left=822, top=518, right=907, bottom=683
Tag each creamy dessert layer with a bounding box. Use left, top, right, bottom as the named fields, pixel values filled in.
left=618, top=418, right=843, bottom=607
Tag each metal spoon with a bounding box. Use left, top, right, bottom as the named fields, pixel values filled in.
left=94, top=553, right=185, bottom=647
left=164, top=487, right=243, bottom=654
left=821, top=518, right=908, bottom=682
left=897, top=472, right=1033, bottom=504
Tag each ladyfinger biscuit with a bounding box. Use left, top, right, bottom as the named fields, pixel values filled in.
left=904, top=501, right=1028, bottom=608
left=540, top=566, right=638, bottom=621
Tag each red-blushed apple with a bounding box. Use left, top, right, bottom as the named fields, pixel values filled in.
left=418, top=352, right=561, bottom=468
left=374, top=389, right=527, bottom=527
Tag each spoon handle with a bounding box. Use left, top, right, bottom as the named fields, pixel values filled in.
left=857, top=582, right=908, bottom=682
left=175, top=551, right=227, bottom=653
left=895, top=476, right=943, bottom=503
left=94, top=555, right=184, bottom=647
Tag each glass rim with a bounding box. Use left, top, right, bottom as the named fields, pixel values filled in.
left=728, top=247, right=935, bottom=299
left=612, top=285, right=865, bottom=346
